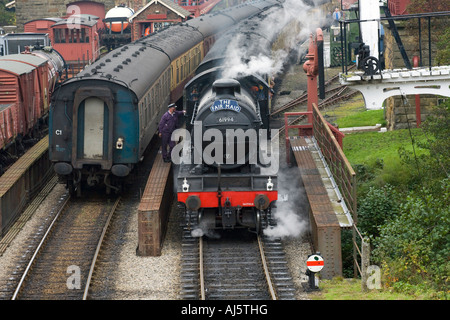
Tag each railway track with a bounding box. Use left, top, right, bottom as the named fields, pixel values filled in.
left=0, top=134, right=161, bottom=300
left=180, top=219, right=296, bottom=300
left=10, top=194, right=120, bottom=300
left=276, top=88, right=359, bottom=136
left=271, top=74, right=360, bottom=139
left=271, top=64, right=358, bottom=118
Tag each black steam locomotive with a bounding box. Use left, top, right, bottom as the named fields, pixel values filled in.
left=176, top=4, right=287, bottom=234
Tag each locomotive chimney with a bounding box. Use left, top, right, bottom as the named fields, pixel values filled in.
left=213, top=79, right=241, bottom=97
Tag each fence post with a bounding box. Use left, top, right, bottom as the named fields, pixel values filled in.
left=361, top=237, right=370, bottom=292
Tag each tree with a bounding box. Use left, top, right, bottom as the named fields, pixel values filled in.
left=406, top=0, right=450, bottom=13
left=436, top=26, right=450, bottom=67
left=399, top=99, right=450, bottom=190
left=372, top=179, right=449, bottom=296
left=405, top=0, right=450, bottom=66
left=356, top=184, right=400, bottom=238
left=0, top=1, right=15, bottom=26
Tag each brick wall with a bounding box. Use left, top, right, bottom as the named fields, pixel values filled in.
left=385, top=95, right=438, bottom=130
left=131, top=3, right=184, bottom=41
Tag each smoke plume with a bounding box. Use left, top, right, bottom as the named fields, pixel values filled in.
left=263, top=166, right=309, bottom=239
left=222, top=0, right=326, bottom=79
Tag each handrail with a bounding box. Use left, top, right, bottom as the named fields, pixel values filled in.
left=283, top=105, right=356, bottom=221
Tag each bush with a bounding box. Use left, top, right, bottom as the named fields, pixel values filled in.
left=357, top=184, right=400, bottom=238
left=399, top=100, right=450, bottom=191
left=372, top=179, right=450, bottom=297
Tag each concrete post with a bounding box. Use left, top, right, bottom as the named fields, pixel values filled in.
left=361, top=237, right=371, bottom=292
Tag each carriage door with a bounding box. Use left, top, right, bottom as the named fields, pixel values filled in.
left=72, top=87, right=114, bottom=170
left=83, top=97, right=105, bottom=159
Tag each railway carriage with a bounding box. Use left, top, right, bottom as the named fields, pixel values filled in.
left=0, top=47, right=65, bottom=173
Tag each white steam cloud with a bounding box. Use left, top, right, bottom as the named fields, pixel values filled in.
left=263, top=167, right=309, bottom=239
left=222, top=0, right=327, bottom=79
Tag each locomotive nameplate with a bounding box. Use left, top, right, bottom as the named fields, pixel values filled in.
left=210, top=99, right=241, bottom=112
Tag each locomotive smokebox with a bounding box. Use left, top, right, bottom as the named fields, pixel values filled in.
left=192, top=78, right=262, bottom=169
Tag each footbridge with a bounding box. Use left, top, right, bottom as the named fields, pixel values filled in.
left=339, top=66, right=450, bottom=110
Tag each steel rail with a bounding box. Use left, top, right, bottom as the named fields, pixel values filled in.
left=11, top=193, right=71, bottom=300
left=257, top=235, right=277, bottom=300
left=271, top=65, right=357, bottom=116
left=199, top=236, right=206, bottom=300
left=83, top=196, right=121, bottom=300
left=275, top=88, right=358, bottom=140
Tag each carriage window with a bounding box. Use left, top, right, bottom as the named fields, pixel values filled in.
left=55, top=29, right=67, bottom=43
left=151, top=88, right=155, bottom=114
left=140, top=102, right=143, bottom=128
left=143, top=97, right=147, bottom=124
left=54, top=29, right=61, bottom=43
left=196, top=47, right=200, bottom=66
left=147, top=93, right=151, bottom=118
left=76, top=29, right=81, bottom=43
left=150, top=94, right=154, bottom=116
left=187, top=53, right=190, bottom=75
left=147, top=92, right=153, bottom=119
left=162, top=72, right=166, bottom=96
left=167, top=69, right=170, bottom=93
left=146, top=97, right=150, bottom=124
left=164, top=72, right=168, bottom=96
left=155, top=83, right=160, bottom=106
left=64, top=29, right=68, bottom=43
left=80, top=28, right=86, bottom=43
left=68, top=29, right=74, bottom=43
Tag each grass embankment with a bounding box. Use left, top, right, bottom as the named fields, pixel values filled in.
left=343, top=128, right=426, bottom=189
left=323, top=98, right=427, bottom=190
left=322, top=96, right=386, bottom=128
left=310, top=278, right=427, bottom=300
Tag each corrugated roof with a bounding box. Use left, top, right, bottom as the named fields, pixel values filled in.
left=0, top=60, right=35, bottom=75
left=25, top=17, right=63, bottom=24
left=0, top=53, right=47, bottom=67
left=52, top=15, right=99, bottom=28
